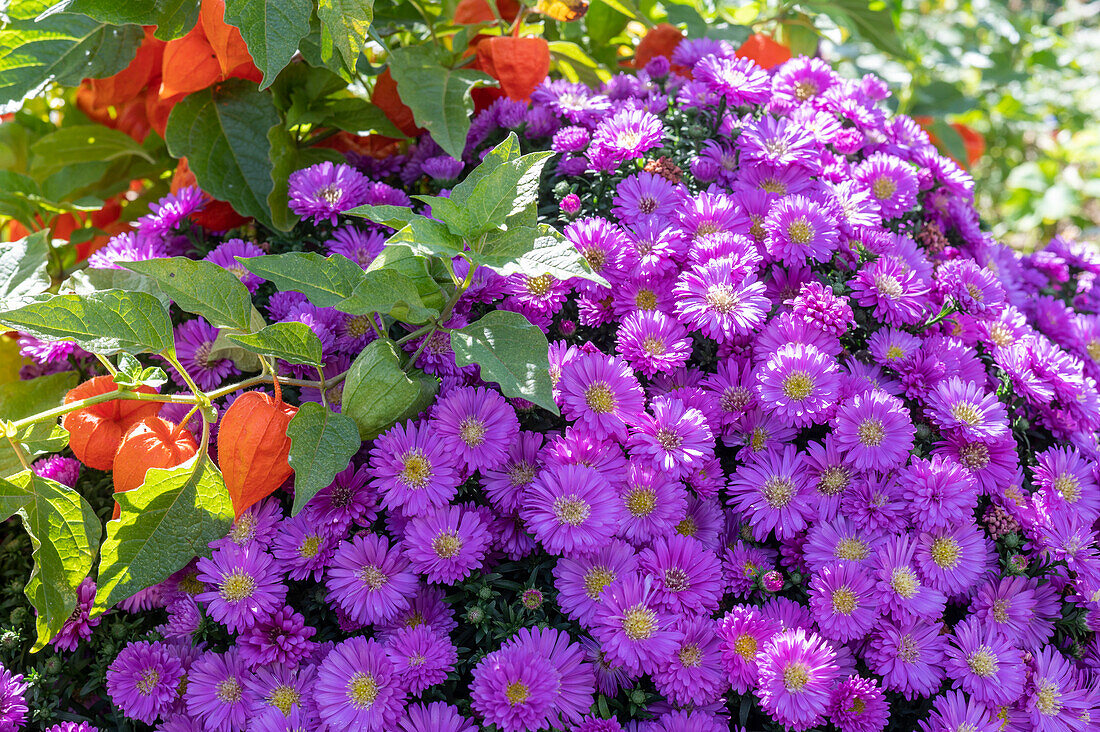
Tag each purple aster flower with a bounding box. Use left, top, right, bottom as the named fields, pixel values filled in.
left=430, top=386, right=519, bottom=472
left=41, top=724, right=97, bottom=732
left=898, top=454, right=978, bottom=531
left=326, top=532, right=418, bottom=626
left=203, top=238, right=265, bottom=293
left=0, top=664, right=28, bottom=732
left=590, top=107, right=664, bottom=164
left=828, top=675, right=889, bottom=732
left=184, top=648, right=253, bottom=732
left=727, top=444, right=814, bottom=541
left=171, top=317, right=238, bottom=391
left=723, top=540, right=777, bottom=598
left=404, top=504, right=492, bottom=584
left=849, top=256, right=930, bottom=327
left=611, top=172, right=683, bottom=226
left=552, top=125, right=590, bottom=153
left=314, top=637, right=406, bottom=731
left=397, top=702, right=477, bottom=732
left=238, top=606, right=316, bottom=668
left=628, top=395, right=713, bottom=480
left=270, top=511, right=338, bottom=582
left=652, top=616, right=727, bottom=706
left=377, top=583, right=458, bottom=640
left=764, top=194, right=840, bottom=265
left=738, top=115, right=818, bottom=168
left=673, top=259, right=770, bottom=343
left=1022, top=647, right=1090, bottom=731
left=421, top=155, right=464, bottom=181
left=87, top=231, right=166, bottom=270
left=214, top=500, right=281, bottom=550
left=866, top=617, right=947, bottom=699
left=17, top=334, right=79, bottom=365
left=831, top=389, right=914, bottom=472
left=872, top=533, right=946, bottom=622
left=853, top=153, right=919, bottom=219
left=482, top=431, right=543, bottom=514
left=925, top=377, right=1009, bottom=443
left=553, top=538, right=638, bottom=625
left=384, top=625, right=457, bottom=695
left=695, top=55, right=770, bottom=106
left=501, top=626, right=596, bottom=728
left=591, top=573, right=683, bottom=676
left=158, top=595, right=200, bottom=640
left=32, top=455, right=81, bottom=488
left=564, top=216, right=626, bottom=281
left=1032, top=445, right=1100, bottom=523
left=51, top=577, right=100, bottom=652
left=106, top=641, right=184, bottom=724
left=288, top=161, right=369, bottom=225
left=324, top=226, right=386, bottom=269
left=918, top=690, right=999, bottom=732
left=136, top=187, right=204, bottom=238
left=195, top=544, right=286, bottom=633
left=808, top=562, right=880, bottom=642
left=803, top=515, right=879, bottom=572
left=932, top=432, right=1019, bottom=495
left=265, top=290, right=308, bottom=321
left=520, top=464, right=622, bottom=558
left=616, top=310, right=692, bottom=377
left=503, top=272, right=571, bottom=315
left=245, top=664, right=317, bottom=722
left=300, top=462, right=377, bottom=534
left=913, top=521, right=990, bottom=597
left=944, top=616, right=1025, bottom=707
left=789, top=280, right=854, bottom=337
left=755, top=343, right=841, bottom=428
left=638, top=534, right=723, bottom=613
left=558, top=349, right=646, bottom=442
left=369, top=420, right=460, bottom=518
left=470, top=645, right=558, bottom=732
left=615, top=460, right=687, bottom=545
left=756, top=628, right=838, bottom=732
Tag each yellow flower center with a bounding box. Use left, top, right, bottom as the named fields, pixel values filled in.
left=505, top=680, right=529, bottom=706
left=831, top=587, right=858, bottom=615
left=642, top=336, right=666, bottom=356
left=676, top=516, right=698, bottom=537
left=835, top=537, right=870, bottom=561
left=897, top=634, right=919, bottom=662
left=583, top=566, right=616, bottom=600
left=762, top=476, right=795, bottom=508
left=298, top=535, right=323, bottom=559
left=635, top=289, right=658, bottom=310
left=872, top=176, right=897, bottom=201
left=399, top=451, right=432, bottom=488
left=137, top=668, right=160, bottom=696
left=787, top=218, right=813, bottom=244
left=1055, top=474, right=1081, bottom=503
left=525, top=274, right=553, bottom=297
left=216, top=678, right=242, bottom=703
left=704, top=284, right=740, bottom=314
left=931, top=537, right=961, bottom=568
left=347, top=672, right=378, bottom=709
left=219, top=571, right=256, bottom=602
left=584, top=382, right=616, bottom=414
left=267, top=685, right=301, bottom=715
left=885, top=345, right=905, bottom=360
left=230, top=513, right=257, bottom=544
left=621, top=605, right=657, bottom=640
left=553, top=495, right=590, bottom=526
left=432, top=530, right=463, bottom=559
left=1035, top=679, right=1062, bottom=717
left=782, top=371, right=814, bottom=400
left=795, top=80, right=818, bottom=100
left=857, top=418, right=885, bottom=446
left=358, top=565, right=387, bottom=590
left=784, top=662, right=810, bottom=691
left=967, top=647, right=998, bottom=677
left=626, top=487, right=657, bottom=517
left=959, top=442, right=990, bottom=469
left=678, top=643, right=703, bottom=667
left=890, top=567, right=919, bottom=598
left=992, top=599, right=1009, bottom=624
left=734, top=633, right=757, bottom=660
left=819, top=466, right=851, bottom=496
left=874, top=274, right=903, bottom=299
left=507, top=461, right=536, bottom=488
left=458, top=418, right=487, bottom=447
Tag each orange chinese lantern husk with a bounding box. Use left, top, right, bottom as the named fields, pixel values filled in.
left=217, top=390, right=297, bottom=518
left=634, top=23, right=684, bottom=69
left=736, top=33, right=791, bottom=70
left=371, top=68, right=424, bottom=139
left=61, top=376, right=162, bottom=470
left=453, top=0, right=522, bottom=24
left=475, top=36, right=550, bottom=102
left=111, top=417, right=199, bottom=517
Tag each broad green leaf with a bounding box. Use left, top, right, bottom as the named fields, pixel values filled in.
left=224, top=0, right=312, bottom=89
left=61, top=266, right=167, bottom=307
left=0, top=475, right=31, bottom=522
left=0, top=371, right=79, bottom=421
left=0, top=171, right=43, bottom=226
left=208, top=305, right=266, bottom=373
left=451, top=310, right=557, bottom=413
left=0, top=290, right=174, bottom=355
left=165, top=80, right=281, bottom=230
left=241, top=253, right=365, bottom=308
left=473, top=224, right=608, bottom=285
left=114, top=353, right=168, bottom=390
left=925, top=117, right=969, bottom=165
left=0, top=3, right=144, bottom=104
left=0, top=423, right=70, bottom=480
left=317, top=0, right=374, bottom=71
left=94, top=456, right=234, bottom=613
left=343, top=203, right=424, bottom=230
left=365, top=244, right=448, bottom=313
left=318, top=98, right=405, bottom=138
left=9, top=471, right=100, bottom=650
left=459, top=150, right=554, bottom=238
left=0, top=230, right=51, bottom=307
left=386, top=45, right=495, bottom=160
left=286, top=403, right=361, bottom=515
left=29, top=126, right=153, bottom=180
left=410, top=195, right=472, bottom=238
left=336, top=269, right=439, bottom=324
left=43, top=0, right=200, bottom=40
left=804, top=0, right=906, bottom=59
left=448, top=132, right=522, bottom=202
left=342, top=338, right=438, bottom=439
left=123, top=258, right=255, bottom=332
left=385, top=218, right=466, bottom=260
left=225, top=322, right=324, bottom=368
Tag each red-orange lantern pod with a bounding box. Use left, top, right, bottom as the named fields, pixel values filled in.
left=217, top=390, right=297, bottom=518
left=634, top=23, right=684, bottom=69
left=111, top=417, right=199, bottom=518
left=474, top=37, right=551, bottom=102
left=736, top=33, right=791, bottom=70
left=61, top=376, right=162, bottom=470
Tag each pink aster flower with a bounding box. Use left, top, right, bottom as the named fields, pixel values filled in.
left=520, top=464, right=622, bottom=558
left=764, top=194, right=840, bottom=265
left=314, top=637, right=406, bottom=731
left=849, top=256, right=930, bottom=327
left=831, top=389, right=914, bottom=472
left=616, top=310, right=692, bottom=377
left=756, top=628, right=839, bottom=731
left=925, top=377, right=1009, bottom=443
left=470, top=646, right=558, bottom=732
left=615, top=460, right=687, bottom=545
left=237, top=607, right=316, bottom=669
left=673, top=259, right=770, bottom=343
left=203, top=238, right=265, bottom=293
left=325, top=532, right=418, bottom=625
left=913, top=520, right=991, bottom=597
left=898, top=454, right=978, bottom=531
left=51, top=577, right=100, bottom=652
left=558, top=350, right=646, bottom=441
left=369, top=420, right=460, bottom=518
left=430, top=386, right=520, bottom=472
left=628, top=395, right=714, bottom=480
left=853, top=153, right=919, bottom=219
left=717, top=604, right=782, bottom=693
left=501, top=626, right=596, bottom=728
left=727, top=444, right=814, bottom=541
left=828, top=675, right=889, bottom=732
left=755, top=342, right=841, bottom=427
left=404, top=504, right=492, bottom=584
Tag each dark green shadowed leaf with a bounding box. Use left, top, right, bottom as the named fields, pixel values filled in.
left=224, top=0, right=313, bottom=89
left=451, top=310, right=557, bottom=414
left=241, top=252, right=366, bottom=308
left=123, top=257, right=255, bottom=332
left=342, top=338, right=438, bottom=439
left=165, top=80, right=281, bottom=229
left=43, top=0, right=200, bottom=40
left=94, top=456, right=234, bottom=614
left=225, top=322, right=325, bottom=368
left=8, top=471, right=100, bottom=651
left=29, top=125, right=153, bottom=179
left=287, top=403, right=361, bottom=516
left=336, top=269, right=439, bottom=324
left=0, top=290, right=174, bottom=355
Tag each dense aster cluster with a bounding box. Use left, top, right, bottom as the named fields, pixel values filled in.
left=6, top=34, right=1100, bottom=732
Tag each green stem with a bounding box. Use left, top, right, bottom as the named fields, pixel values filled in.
left=11, top=390, right=196, bottom=431
left=366, top=314, right=384, bottom=340
left=94, top=353, right=118, bottom=376
left=315, top=367, right=329, bottom=409
left=162, top=350, right=204, bottom=401
left=175, top=404, right=201, bottom=432
left=6, top=435, right=30, bottom=471
left=203, top=371, right=349, bottom=400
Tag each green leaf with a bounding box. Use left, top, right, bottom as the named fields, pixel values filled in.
left=225, top=322, right=324, bottom=368
left=0, top=371, right=79, bottom=421
left=365, top=244, right=447, bottom=312
left=317, top=0, right=374, bottom=72
left=0, top=3, right=144, bottom=104
left=386, top=45, right=495, bottom=160
left=208, top=305, right=266, bottom=372
left=223, top=0, right=313, bottom=89
left=165, top=79, right=281, bottom=230
left=61, top=266, right=167, bottom=307
left=342, top=338, right=438, bottom=439
left=451, top=310, right=557, bottom=413
left=410, top=194, right=473, bottom=238
left=316, top=98, right=405, bottom=138
left=9, top=471, right=100, bottom=651
left=286, top=403, right=361, bottom=515
left=344, top=203, right=425, bottom=230
left=122, top=257, right=255, bottom=332
left=336, top=269, right=439, bottom=324
left=385, top=218, right=466, bottom=260
left=114, top=353, right=168, bottom=389
left=0, top=475, right=31, bottom=523
left=0, top=171, right=43, bottom=226
left=473, top=224, right=608, bottom=285
left=457, top=150, right=554, bottom=238
left=448, top=132, right=521, bottom=202
left=804, top=0, right=906, bottom=59
left=241, top=252, right=365, bottom=308
left=0, top=423, right=70, bottom=481
left=0, top=230, right=51, bottom=307
left=0, top=290, right=174, bottom=355
left=94, top=456, right=234, bottom=613
left=43, top=0, right=200, bottom=40
left=29, top=126, right=153, bottom=180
